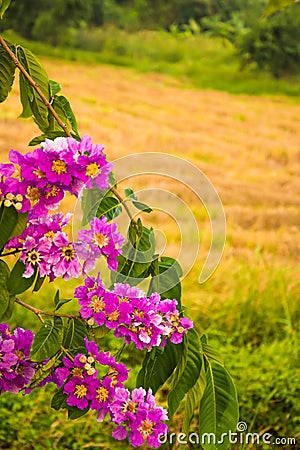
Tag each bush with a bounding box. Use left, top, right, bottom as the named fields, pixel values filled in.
left=236, top=4, right=300, bottom=77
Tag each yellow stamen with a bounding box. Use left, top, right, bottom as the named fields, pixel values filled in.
left=96, top=387, right=109, bottom=402
left=46, top=186, right=59, bottom=198
left=26, top=249, right=41, bottom=265
left=33, top=168, right=45, bottom=178
left=52, top=159, right=67, bottom=174
left=72, top=368, right=83, bottom=378
left=61, top=244, right=75, bottom=261
left=44, top=230, right=55, bottom=240
left=107, top=310, right=120, bottom=321
left=86, top=162, right=100, bottom=178
left=94, top=233, right=110, bottom=248
left=15, top=350, right=25, bottom=360
left=27, top=187, right=41, bottom=202
left=139, top=419, right=153, bottom=437
left=74, top=384, right=87, bottom=398
left=90, top=296, right=105, bottom=312
left=123, top=400, right=137, bottom=413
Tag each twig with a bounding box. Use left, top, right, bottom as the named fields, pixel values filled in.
left=110, top=186, right=135, bottom=222
left=0, top=248, right=23, bottom=257
left=15, top=297, right=80, bottom=319
left=0, top=35, right=71, bottom=137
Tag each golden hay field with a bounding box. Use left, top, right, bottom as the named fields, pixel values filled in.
left=0, top=58, right=299, bottom=287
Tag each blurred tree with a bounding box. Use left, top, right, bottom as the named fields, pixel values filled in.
left=1, top=0, right=92, bottom=44
left=236, top=2, right=300, bottom=76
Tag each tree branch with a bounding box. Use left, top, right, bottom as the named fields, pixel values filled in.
left=0, top=35, right=71, bottom=137
left=15, top=297, right=80, bottom=319
left=0, top=248, right=24, bottom=257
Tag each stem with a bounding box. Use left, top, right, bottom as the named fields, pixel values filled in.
left=114, top=342, right=126, bottom=360
left=0, top=35, right=71, bottom=137
left=110, top=186, right=135, bottom=222
left=0, top=248, right=23, bottom=257
left=15, top=298, right=80, bottom=319
left=60, top=345, right=74, bottom=361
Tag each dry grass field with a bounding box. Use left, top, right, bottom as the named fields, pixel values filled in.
left=1, top=58, right=299, bottom=267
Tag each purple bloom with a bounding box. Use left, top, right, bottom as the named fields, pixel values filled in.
left=5, top=135, right=113, bottom=216
left=67, top=135, right=113, bottom=190
left=0, top=324, right=37, bottom=394
left=75, top=276, right=193, bottom=351
left=48, top=232, right=81, bottom=280
left=110, top=387, right=168, bottom=448
left=64, top=375, right=97, bottom=410
left=6, top=213, right=82, bottom=282
left=77, top=216, right=124, bottom=272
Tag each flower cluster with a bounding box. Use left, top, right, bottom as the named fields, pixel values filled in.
left=55, top=338, right=168, bottom=448
left=0, top=323, right=36, bottom=393
left=55, top=338, right=129, bottom=418
left=111, top=387, right=168, bottom=448
left=6, top=213, right=81, bottom=281
left=0, top=135, right=112, bottom=216
left=5, top=212, right=124, bottom=281
left=76, top=216, right=125, bottom=272
left=75, top=276, right=193, bottom=351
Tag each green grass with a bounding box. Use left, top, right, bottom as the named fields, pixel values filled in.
left=1, top=257, right=299, bottom=449
left=3, top=28, right=300, bottom=97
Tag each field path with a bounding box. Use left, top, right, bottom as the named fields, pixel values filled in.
left=0, top=60, right=299, bottom=263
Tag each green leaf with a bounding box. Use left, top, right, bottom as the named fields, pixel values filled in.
left=132, top=200, right=152, bottom=213
left=136, top=339, right=184, bottom=394
left=92, top=325, right=110, bottom=339
left=96, top=196, right=122, bottom=221
left=0, top=204, right=18, bottom=252
left=81, top=187, right=106, bottom=226
left=17, top=46, right=50, bottom=131
left=202, top=342, right=224, bottom=366
left=54, top=291, right=72, bottom=311
left=168, top=328, right=203, bottom=417
left=148, top=256, right=182, bottom=306
left=30, top=319, right=63, bottom=362
left=199, top=362, right=239, bottom=450
left=68, top=405, right=89, bottom=420
left=0, top=0, right=12, bottom=19
left=7, top=259, right=37, bottom=295
left=49, top=79, right=61, bottom=96
left=180, top=361, right=206, bottom=450
left=63, top=318, right=88, bottom=353
left=0, top=294, right=14, bottom=321
left=51, top=388, right=67, bottom=410
left=32, top=274, right=45, bottom=292
left=55, top=94, right=79, bottom=135
left=8, top=212, right=28, bottom=241
left=114, top=223, right=156, bottom=285
left=29, top=131, right=69, bottom=146
left=0, top=259, right=14, bottom=321
left=264, top=0, right=297, bottom=16
left=124, top=187, right=137, bottom=200
left=159, top=256, right=183, bottom=278
left=29, top=355, right=60, bottom=388
left=0, top=45, right=16, bottom=102
left=19, top=73, right=33, bottom=118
